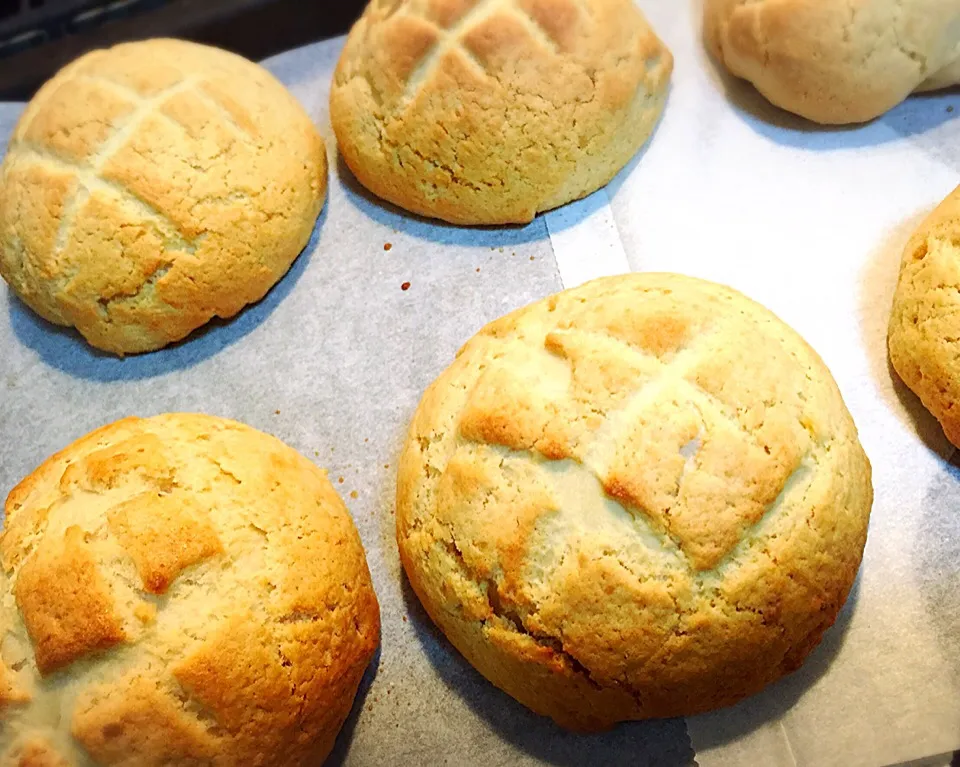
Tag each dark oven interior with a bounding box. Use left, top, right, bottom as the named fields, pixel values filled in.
left=0, top=0, right=367, bottom=100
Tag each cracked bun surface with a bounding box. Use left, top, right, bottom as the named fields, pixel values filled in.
left=0, top=414, right=380, bottom=766
left=330, top=0, right=672, bottom=225
left=705, top=0, right=960, bottom=124
left=0, top=38, right=327, bottom=355
left=397, top=273, right=872, bottom=730
left=889, top=184, right=960, bottom=448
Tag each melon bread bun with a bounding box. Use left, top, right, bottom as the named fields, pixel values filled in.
left=0, top=413, right=379, bottom=766
left=397, top=272, right=872, bottom=730
left=705, top=0, right=960, bottom=124
left=331, top=0, right=673, bottom=225
left=889, top=184, right=960, bottom=448
left=0, top=39, right=327, bottom=355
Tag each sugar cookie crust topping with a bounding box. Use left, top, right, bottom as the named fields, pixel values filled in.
left=0, top=39, right=327, bottom=354
left=398, top=273, right=871, bottom=729
left=331, top=0, right=672, bottom=224
left=0, top=414, right=379, bottom=766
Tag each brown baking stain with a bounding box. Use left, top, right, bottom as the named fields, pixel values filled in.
left=274, top=410, right=280, bottom=415
left=476, top=267, right=481, bottom=273
left=350, top=490, right=358, bottom=499
left=384, top=242, right=393, bottom=251
left=338, top=477, right=345, bottom=484
left=529, top=256, right=535, bottom=261
left=401, top=282, right=411, bottom=291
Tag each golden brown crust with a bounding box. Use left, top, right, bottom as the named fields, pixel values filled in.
left=330, top=0, right=672, bottom=225
left=0, top=38, right=327, bottom=355
left=0, top=414, right=380, bottom=766
left=14, top=526, right=127, bottom=675
left=397, top=273, right=872, bottom=729
left=71, top=676, right=220, bottom=766
left=106, top=493, right=223, bottom=595
left=705, top=0, right=960, bottom=124
left=889, top=184, right=960, bottom=447
left=5, top=739, right=72, bottom=767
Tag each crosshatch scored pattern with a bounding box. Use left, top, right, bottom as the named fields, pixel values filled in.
left=398, top=273, right=872, bottom=727
left=373, top=0, right=594, bottom=105
left=400, top=0, right=570, bottom=101
left=441, top=286, right=818, bottom=573
left=0, top=415, right=379, bottom=765
left=331, top=0, right=671, bottom=225
left=12, top=69, right=254, bottom=261
left=0, top=37, right=327, bottom=355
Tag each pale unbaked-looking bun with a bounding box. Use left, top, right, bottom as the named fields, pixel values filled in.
left=0, top=414, right=380, bottom=766
left=705, top=0, right=960, bottom=124
left=889, top=185, right=960, bottom=447
left=330, top=0, right=672, bottom=225
left=0, top=38, right=327, bottom=355
left=397, top=273, right=872, bottom=730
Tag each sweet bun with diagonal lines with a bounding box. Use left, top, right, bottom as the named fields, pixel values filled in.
left=0, top=413, right=380, bottom=766
left=397, top=272, right=872, bottom=729
left=330, top=0, right=672, bottom=225
left=0, top=38, right=326, bottom=355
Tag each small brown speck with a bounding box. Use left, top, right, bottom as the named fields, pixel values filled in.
left=384, top=463, right=390, bottom=469
left=350, top=490, right=358, bottom=499
left=274, top=410, right=280, bottom=415
left=402, top=615, right=408, bottom=623
left=338, top=476, right=345, bottom=484
left=364, top=438, right=369, bottom=443
left=401, top=281, right=411, bottom=291
left=530, top=256, right=535, bottom=261
left=384, top=242, right=393, bottom=251
left=476, top=267, right=481, bottom=273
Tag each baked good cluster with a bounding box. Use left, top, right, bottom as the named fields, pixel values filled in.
left=0, top=0, right=954, bottom=764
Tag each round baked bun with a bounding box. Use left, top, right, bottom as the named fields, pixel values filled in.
left=890, top=184, right=960, bottom=447
left=0, top=414, right=379, bottom=766
left=397, top=273, right=872, bottom=730
left=705, top=0, right=960, bottom=124
left=330, top=0, right=672, bottom=225
left=0, top=39, right=327, bottom=355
